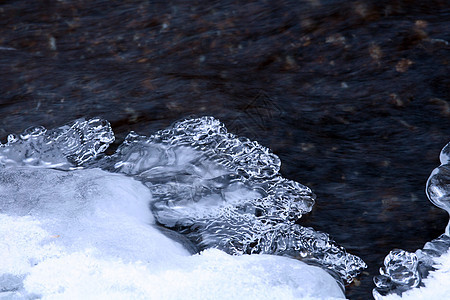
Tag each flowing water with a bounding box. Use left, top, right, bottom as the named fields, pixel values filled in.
left=0, top=1, right=449, bottom=299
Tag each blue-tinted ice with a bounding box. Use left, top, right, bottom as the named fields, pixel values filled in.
left=427, top=142, right=450, bottom=235
left=0, top=118, right=114, bottom=169
left=0, top=116, right=366, bottom=285
left=373, top=142, right=450, bottom=299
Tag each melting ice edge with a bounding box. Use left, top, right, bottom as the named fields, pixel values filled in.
left=0, top=116, right=449, bottom=299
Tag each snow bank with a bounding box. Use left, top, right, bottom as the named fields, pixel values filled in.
left=0, top=167, right=344, bottom=299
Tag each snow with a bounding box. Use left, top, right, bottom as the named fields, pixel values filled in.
left=0, top=167, right=345, bottom=300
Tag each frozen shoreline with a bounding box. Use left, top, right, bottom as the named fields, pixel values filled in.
left=0, top=167, right=344, bottom=299
left=1, top=117, right=449, bottom=299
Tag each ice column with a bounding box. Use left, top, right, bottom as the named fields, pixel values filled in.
left=426, top=142, right=450, bottom=235
left=373, top=141, right=450, bottom=298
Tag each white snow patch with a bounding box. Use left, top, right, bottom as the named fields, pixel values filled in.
left=0, top=167, right=345, bottom=299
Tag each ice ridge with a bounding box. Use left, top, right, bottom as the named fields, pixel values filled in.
left=1, top=116, right=367, bottom=285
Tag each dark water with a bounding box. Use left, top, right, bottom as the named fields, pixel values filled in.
left=0, top=1, right=449, bottom=298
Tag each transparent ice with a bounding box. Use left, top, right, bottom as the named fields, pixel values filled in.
left=0, top=117, right=366, bottom=299
left=0, top=117, right=114, bottom=169
left=427, top=142, right=450, bottom=235
left=373, top=141, right=450, bottom=299
left=100, top=116, right=366, bottom=283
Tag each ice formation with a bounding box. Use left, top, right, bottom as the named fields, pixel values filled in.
left=0, top=118, right=114, bottom=169
left=427, top=142, right=450, bottom=235
left=373, top=141, right=450, bottom=299
left=99, top=117, right=366, bottom=283
left=0, top=117, right=366, bottom=299
left=377, top=249, right=450, bottom=300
